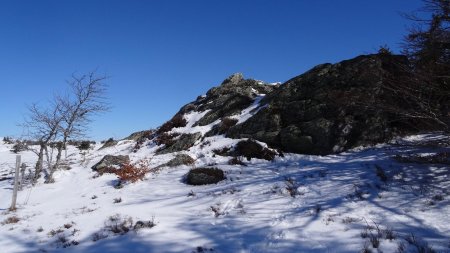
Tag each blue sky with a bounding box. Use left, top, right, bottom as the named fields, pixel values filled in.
left=0, top=0, right=423, bottom=140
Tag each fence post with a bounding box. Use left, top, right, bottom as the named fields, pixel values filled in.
left=10, top=155, right=20, bottom=211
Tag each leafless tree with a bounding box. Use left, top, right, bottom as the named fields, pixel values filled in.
left=46, top=72, right=110, bottom=183
left=24, top=71, right=109, bottom=184
left=23, top=102, right=63, bottom=183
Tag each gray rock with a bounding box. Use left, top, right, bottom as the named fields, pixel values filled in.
left=99, top=138, right=118, bottom=150
left=227, top=54, right=409, bottom=154
left=186, top=167, right=225, bottom=185
left=91, top=155, right=130, bottom=173
left=157, top=154, right=195, bottom=168
left=156, top=132, right=202, bottom=155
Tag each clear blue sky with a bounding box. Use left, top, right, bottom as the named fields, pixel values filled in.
left=0, top=0, right=423, bottom=140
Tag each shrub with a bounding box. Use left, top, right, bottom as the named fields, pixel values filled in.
left=105, top=214, right=133, bottom=235
left=11, top=142, right=28, bottom=153
left=2, top=216, right=20, bottom=225
left=113, top=197, right=122, bottom=203
left=115, top=163, right=148, bottom=183
left=3, top=136, right=13, bottom=144
left=234, top=139, right=276, bottom=161
left=186, top=167, right=225, bottom=185
left=77, top=141, right=91, bottom=150
left=157, top=114, right=187, bottom=134
left=133, top=218, right=156, bottom=230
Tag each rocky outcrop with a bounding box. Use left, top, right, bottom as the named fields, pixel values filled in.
left=156, top=132, right=202, bottom=155
left=157, top=154, right=195, bottom=168
left=227, top=54, right=410, bottom=155
left=178, top=73, right=278, bottom=126
left=99, top=138, right=118, bottom=150
left=91, top=155, right=130, bottom=173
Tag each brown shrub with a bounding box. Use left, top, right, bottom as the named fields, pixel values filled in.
left=115, top=163, right=148, bottom=183
left=157, top=114, right=187, bottom=134
left=2, top=216, right=19, bottom=225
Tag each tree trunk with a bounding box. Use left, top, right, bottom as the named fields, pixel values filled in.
left=45, top=143, right=63, bottom=184
left=33, top=144, right=45, bottom=184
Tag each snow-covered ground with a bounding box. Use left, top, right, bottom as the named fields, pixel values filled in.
left=0, top=132, right=449, bottom=253
left=1, top=92, right=450, bottom=253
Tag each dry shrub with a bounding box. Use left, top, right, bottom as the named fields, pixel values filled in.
left=2, top=216, right=20, bottom=225
left=105, top=214, right=133, bottom=235
left=157, top=114, right=187, bottom=134
left=115, top=163, right=148, bottom=183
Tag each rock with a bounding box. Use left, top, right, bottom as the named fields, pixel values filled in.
left=156, top=132, right=202, bottom=155
left=234, top=139, right=277, bottom=161
left=178, top=73, right=278, bottom=126
left=99, top=138, right=118, bottom=150
left=186, top=167, right=225, bottom=185
left=91, top=155, right=130, bottom=173
left=157, top=154, right=195, bottom=168
left=123, top=130, right=153, bottom=141
left=227, top=54, right=410, bottom=154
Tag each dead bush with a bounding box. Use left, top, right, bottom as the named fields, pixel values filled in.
left=234, top=139, right=276, bottom=161
left=115, top=162, right=148, bottom=183
left=133, top=218, right=156, bottom=230
left=157, top=114, right=187, bottom=134
left=105, top=214, right=133, bottom=235
left=2, top=216, right=20, bottom=225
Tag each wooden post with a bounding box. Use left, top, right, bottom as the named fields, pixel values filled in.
left=10, top=155, right=20, bottom=211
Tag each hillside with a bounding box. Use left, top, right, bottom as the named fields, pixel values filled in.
left=1, top=53, right=449, bottom=253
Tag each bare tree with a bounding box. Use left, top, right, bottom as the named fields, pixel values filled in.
left=46, top=72, right=109, bottom=183
left=24, top=71, right=109, bottom=184
left=23, top=102, right=63, bottom=183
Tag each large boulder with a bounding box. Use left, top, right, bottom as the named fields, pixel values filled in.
left=186, top=167, right=225, bottom=185
left=91, top=155, right=130, bottom=173
left=228, top=54, right=410, bottom=155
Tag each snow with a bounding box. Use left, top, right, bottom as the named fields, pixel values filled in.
left=1, top=133, right=449, bottom=253
left=234, top=95, right=267, bottom=124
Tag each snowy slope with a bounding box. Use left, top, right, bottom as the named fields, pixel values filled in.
left=1, top=93, right=450, bottom=253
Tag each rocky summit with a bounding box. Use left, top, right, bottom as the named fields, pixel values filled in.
left=148, top=53, right=412, bottom=155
